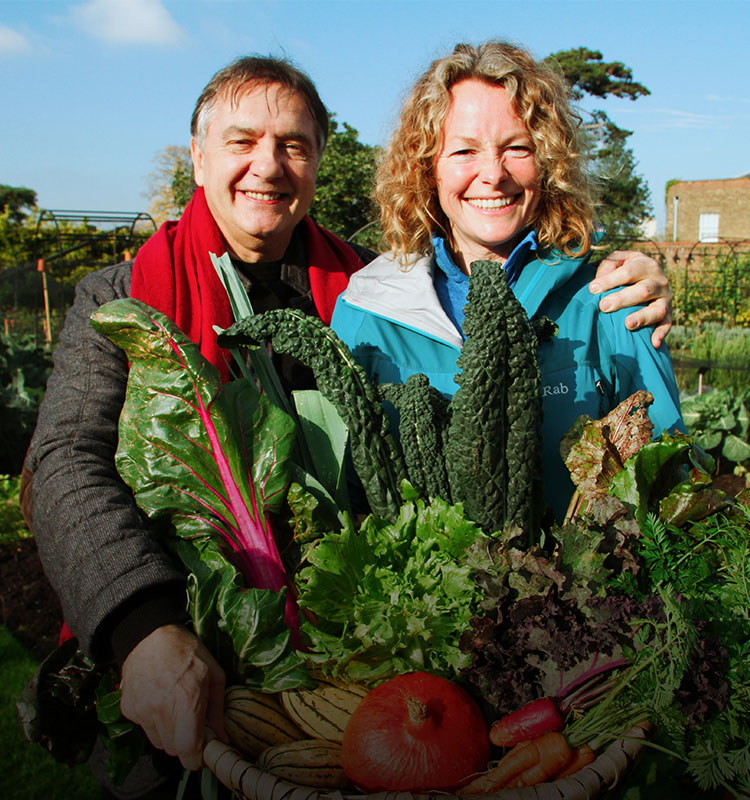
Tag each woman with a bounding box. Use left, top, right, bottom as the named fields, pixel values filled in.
left=331, top=41, right=683, bottom=521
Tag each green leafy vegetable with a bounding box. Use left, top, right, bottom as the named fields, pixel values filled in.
left=90, top=298, right=308, bottom=678
left=445, top=260, right=543, bottom=535
left=681, top=387, right=750, bottom=470
left=16, top=638, right=106, bottom=767
left=210, top=250, right=291, bottom=415
left=218, top=309, right=407, bottom=521
left=179, top=537, right=311, bottom=691
left=378, top=373, right=451, bottom=502
left=95, top=674, right=148, bottom=785
left=292, top=389, right=350, bottom=512
left=295, top=483, right=488, bottom=683
left=561, top=389, right=655, bottom=507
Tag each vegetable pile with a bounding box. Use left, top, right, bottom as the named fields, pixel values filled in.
left=19, top=257, right=750, bottom=798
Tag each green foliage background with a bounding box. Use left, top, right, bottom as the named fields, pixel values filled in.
left=546, top=47, right=653, bottom=240
left=0, top=627, right=99, bottom=800
left=309, top=116, right=378, bottom=245
left=670, top=324, right=750, bottom=393
left=0, top=336, right=52, bottom=474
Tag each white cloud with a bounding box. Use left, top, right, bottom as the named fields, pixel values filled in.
left=0, top=24, right=32, bottom=54
left=650, top=108, right=721, bottom=129
left=612, top=106, right=726, bottom=130
left=706, top=94, right=750, bottom=104
left=70, top=0, right=185, bottom=46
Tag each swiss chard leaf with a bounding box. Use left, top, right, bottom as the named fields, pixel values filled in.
left=561, top=390, right=655, bottom=499
left=91, top=298, right=308, bottom=678
left=91, top=298, right=295, bottom=596
left=610, top=433, right=694, bottom=524
left=177, top=536, right=310, bottom=689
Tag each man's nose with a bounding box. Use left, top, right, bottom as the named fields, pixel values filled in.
left=251, top=141, right=284, bottom=179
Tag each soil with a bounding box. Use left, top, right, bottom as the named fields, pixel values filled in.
left=0, top=536, right=64, bottom=660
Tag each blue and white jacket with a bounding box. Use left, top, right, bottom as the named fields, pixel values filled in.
left=331, top=242, right=684, bottom=521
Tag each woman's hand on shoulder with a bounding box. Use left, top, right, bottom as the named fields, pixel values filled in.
left=589, top=250, right=672, bottom=348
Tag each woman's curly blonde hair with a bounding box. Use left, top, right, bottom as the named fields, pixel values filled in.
left=375, top=40, right=595, bottom=261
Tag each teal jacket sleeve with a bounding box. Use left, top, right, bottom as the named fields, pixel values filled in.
left=600, top=303, right=685, bottom=437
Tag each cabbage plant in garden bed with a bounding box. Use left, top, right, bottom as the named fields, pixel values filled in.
left=680, top=387, right=750, bottom=482
left=17, top=258, right=750, bottom=798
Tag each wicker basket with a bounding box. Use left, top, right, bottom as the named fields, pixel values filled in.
left=204, top=727, right=647, bottom=800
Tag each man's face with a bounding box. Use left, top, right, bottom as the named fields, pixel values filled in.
left=191, top=82, right=319, bottom=262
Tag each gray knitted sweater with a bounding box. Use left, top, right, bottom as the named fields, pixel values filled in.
left=24, top=261, right=189, bottom=660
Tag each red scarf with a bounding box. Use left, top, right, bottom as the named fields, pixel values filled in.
left=130, top=187, right=364, bottom=382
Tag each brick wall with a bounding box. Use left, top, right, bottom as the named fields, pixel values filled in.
left=665, top=177, right=750, bottom=241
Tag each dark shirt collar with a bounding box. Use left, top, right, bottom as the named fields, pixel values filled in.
left=231, top=224, right=313, bottom=312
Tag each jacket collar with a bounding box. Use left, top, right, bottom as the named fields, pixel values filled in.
left=340, top=251, right=464, bottom=347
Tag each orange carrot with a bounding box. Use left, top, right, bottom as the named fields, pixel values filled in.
left=457, top=732, right=571, bottom=794
left=512, top=732, right=573, bottom=787
left=457, top=741, right=534, bottom=795
left=550, top=743, right=596, bottom=779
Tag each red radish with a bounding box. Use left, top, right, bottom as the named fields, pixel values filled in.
left=489, top=697, right=564, bottom=747
left=341, top=671, right=490, bottom=792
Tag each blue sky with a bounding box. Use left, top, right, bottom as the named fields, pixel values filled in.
left=2, top=0, right=749, bottom=233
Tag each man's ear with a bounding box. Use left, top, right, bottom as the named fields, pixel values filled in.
left=190, top=137, right=204, bottom=186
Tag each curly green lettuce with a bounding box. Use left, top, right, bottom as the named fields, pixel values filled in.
left=294, top=483, right=487, bottom=683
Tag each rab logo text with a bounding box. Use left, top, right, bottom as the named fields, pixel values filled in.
left=542, top=381, right=569, bottom=397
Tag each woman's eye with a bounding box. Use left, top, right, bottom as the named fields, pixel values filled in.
left=507, top=145, right=532, bottom=156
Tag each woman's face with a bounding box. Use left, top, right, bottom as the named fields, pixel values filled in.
left=435, top=79, right=541, bottom=273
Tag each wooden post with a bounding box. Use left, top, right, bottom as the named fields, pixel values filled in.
left=37, top=258, right=52, bottom=348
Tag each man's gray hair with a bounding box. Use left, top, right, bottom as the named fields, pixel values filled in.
left=191, top=55, right=329, bottom=153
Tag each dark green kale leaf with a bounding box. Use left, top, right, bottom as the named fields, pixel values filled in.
left=445, top=260, right=543, bottom=535
left=219, top=309, right=407, bottom=521
left=378, top=373, right=451, bottom=503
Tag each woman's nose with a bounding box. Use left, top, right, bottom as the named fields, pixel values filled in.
left=479, top=152, right=508, bottom=185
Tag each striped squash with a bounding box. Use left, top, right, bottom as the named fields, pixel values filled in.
left=223, top=686, right=304, bottom=759
left=258, top=739, right=350, bottom=788
left=280, top=676, right=368, bottom=743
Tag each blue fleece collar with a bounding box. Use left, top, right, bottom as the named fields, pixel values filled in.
left=432, top=232, right=538, bottom=334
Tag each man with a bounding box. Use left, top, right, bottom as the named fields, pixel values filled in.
left=22, top=55, right=671, bottom=797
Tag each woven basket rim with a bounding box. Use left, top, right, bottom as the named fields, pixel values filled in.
left=204, top=726, right=648, bottom=800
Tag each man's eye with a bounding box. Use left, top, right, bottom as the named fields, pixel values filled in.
left=285, top=142, right=310, bottom=157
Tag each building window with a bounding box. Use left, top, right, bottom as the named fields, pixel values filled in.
left=699, top=213, right=720, bottom=242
